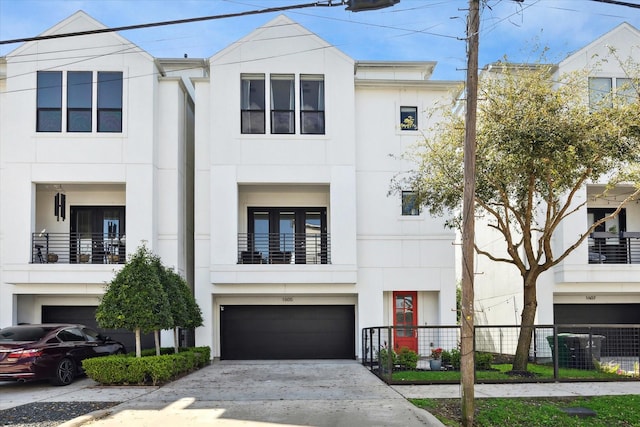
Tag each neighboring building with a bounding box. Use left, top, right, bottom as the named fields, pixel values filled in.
left=473, top=23, right=640, bottom=349
left=0, top=11, right=203, bottom=350
left=193, top=15, right=458, bottom=359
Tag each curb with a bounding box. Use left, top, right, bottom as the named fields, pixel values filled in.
left=58, top=408, right=117, bottom=427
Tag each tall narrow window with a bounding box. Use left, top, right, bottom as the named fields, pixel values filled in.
left=97, top=72, right=123, bottom=132
left=588, top=77, right=612, bottom=109
left=271, top=74, right=295, bottom=134
left=36, top=71, right=62, bottom=132
left=401, top=191, right=419, bottom=216
left=67, top=71, right=92, bottom=132
left=400, top=106, right=418, bottom=130
left=300, top=74, right=325, bottom=134
left=241, top=74, right=265, bottom=134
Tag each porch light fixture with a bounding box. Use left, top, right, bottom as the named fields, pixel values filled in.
left=54, top=191, right=66, bottom=221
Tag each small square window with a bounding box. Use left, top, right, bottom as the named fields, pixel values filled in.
left=400, top=106, right=417, bottom=130
left=402, top=191, right=420, bottom=216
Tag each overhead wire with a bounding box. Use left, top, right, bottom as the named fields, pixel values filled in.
left=1, top=0, right=638, bottom=95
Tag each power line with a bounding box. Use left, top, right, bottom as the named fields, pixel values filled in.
left=589, top=0, right=640, bottom=9
left=0, top=1, right=345, bottom=46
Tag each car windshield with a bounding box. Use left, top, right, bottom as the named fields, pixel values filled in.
left=0, top=326, right=54, bottom=342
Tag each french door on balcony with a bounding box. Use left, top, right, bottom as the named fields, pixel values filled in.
left=248, top=207, right=327, bottom=264
left=588, top=208, right=626, bottom=263
left=70, top=206, right=125, bottom=264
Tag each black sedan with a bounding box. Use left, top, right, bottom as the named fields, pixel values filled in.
left=0, top=324, right=125, bottom=386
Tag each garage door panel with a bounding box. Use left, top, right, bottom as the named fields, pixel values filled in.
left=554, top=304, right=640, bottom=357
left=221, top=305, right=355, bottom=360
left=42, top=305, right=155, bottom=353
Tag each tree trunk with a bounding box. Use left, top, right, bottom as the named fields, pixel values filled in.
left=135, top=328, right=142, bottom=358
left=154, top=330, right=161, bottom=356
left=512, top=279, right=538, bottom=371
left=174, top=327, right=180, bottom=354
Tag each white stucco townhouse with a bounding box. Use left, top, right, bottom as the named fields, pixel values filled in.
left=473, top=23, right=640, bottom=339
left=193, top=15, right=459, bottom=360
left=0, top=11, right=204, bottom=350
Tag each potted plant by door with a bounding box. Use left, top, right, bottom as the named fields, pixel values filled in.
left=429, top=347, right=443, bottom=371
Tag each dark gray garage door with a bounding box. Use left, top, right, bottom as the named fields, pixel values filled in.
left=220, top=305, right=355, bottom=360
left=554, top=304, right=640, bottom=357
left=554, top=304, right=640, bottom=324
left=42, top=305, right=155, bottom=353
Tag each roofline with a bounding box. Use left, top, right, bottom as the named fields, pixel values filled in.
left=355, top=79, right=463, bottom=90
left=154, top=57, right=209, bottom=77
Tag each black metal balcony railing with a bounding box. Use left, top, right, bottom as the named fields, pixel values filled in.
left=31, top=232, right=126, bottom=264
left=237, top=233, right=330, bottom=265
left=589, top=232, right=640, bottom=264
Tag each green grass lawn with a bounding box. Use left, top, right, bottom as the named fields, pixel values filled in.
left=410, top=395, right=640, bottom=426
left=391, top=363, right=623, bottom=382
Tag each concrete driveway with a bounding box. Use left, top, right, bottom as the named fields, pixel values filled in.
left=59, top=360, right=442, bottom=427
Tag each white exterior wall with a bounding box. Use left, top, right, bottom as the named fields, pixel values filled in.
left=0, top=12, right=198, bottom=334
left=354, top=75, right=458, bottom=332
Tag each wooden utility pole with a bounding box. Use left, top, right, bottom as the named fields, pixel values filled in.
left=461, top=0, right=479, bottom=425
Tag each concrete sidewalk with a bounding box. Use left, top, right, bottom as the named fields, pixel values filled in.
left=3, top=362, right=640, bottom=427
left=394, top=380, right=640, bottom=399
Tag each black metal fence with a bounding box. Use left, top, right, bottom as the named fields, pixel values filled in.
left=32, top=232, right=126, bottom=264
left=362, top=325, right=640, bottom=384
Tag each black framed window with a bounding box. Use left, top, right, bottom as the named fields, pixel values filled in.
left=300, top=75, right=325, bottom=134
left=400, top=106, right=418, bottom=130
left=402, top=191, right=420, bottom=216
left=248, top=207, right=328, bottom=264
left=37, top=71, right=62, bottom=132
left=97, top=72, right=123, bottom=132
left=67, top=71, right=92, bottom=132
left=241, top=74, right=265, bottom=134
left=271, top=74, right=295, bottom=134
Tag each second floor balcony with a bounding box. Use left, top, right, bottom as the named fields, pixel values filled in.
left=237, top=233, right=330, bottom=265
left=31, top=232, right=126, bottom=265
left=589, top=232, right=640, bottom=264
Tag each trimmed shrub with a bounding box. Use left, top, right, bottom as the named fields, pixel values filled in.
left=397, top=347, right=418, bottom=370
left=440, top=348, right=494, bottom=371
left=476, top=351, right=494, bottom=370
left=377, top=347, right=397, bottom=368
left=82, top=346, right=211, bottom=385
left=442, top=348, right=461, bottom=369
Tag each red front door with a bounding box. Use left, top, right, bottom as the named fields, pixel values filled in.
left=393, top=291, right=417, bottom=352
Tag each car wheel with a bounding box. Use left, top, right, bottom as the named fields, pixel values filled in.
left=51, top=358, right=75, bottom=386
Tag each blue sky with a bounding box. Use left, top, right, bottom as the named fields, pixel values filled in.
left=1, top=0, right=639, bottom=80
